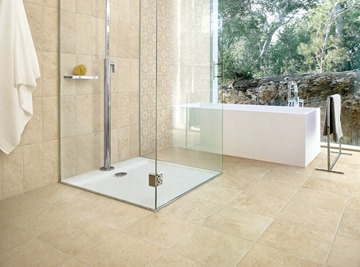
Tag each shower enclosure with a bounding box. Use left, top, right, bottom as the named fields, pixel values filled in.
left=60, top=0, right=223, bottom=210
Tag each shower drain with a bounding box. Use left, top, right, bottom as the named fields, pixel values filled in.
left=114, top=172, right=127, bottom=177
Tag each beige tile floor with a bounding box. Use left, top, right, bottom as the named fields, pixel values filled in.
left=1, top=149, right=360, bottom=266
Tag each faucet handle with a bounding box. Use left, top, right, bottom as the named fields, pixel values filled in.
left=110, top=62, right=116, bottom=73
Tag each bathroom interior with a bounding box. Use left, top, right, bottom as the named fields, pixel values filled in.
left=2, top=0, right=360, bottom=266
left=0, top=0, right=358, bottom=206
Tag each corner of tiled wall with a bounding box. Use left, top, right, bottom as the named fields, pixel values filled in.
left=0, top=0, right=60, bottom=200
left=60, top=0, right=141, bottom=179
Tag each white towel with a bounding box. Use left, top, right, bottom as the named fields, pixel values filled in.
left=0, top=0, right=40, bottom=154
left=323, top=94, right=343, bottom=142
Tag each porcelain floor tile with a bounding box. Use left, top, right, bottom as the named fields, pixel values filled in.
left=123, top=213, right=198, bottom=248
left=186, top=183, right=240, bottom=206
left=246, top=179, right=300, bottom=201
left=258, top=220, right=334, bottom=264
left=0, top=194, right=48, bottom=220
left=171, top=226, right=253, bottom=267
left=303, top=177, right=352, bottom=196
left=9, top=204, right=82, bottom=236
left=76, top=233, right=163, bottom=266
left=326, top=236, right=360, bottom=267
left=56, top=258, right=89, bottom=267
left=277, top=202, right=342, bottom=234
left=26, top=183, right=81, bottom=203
left=345, top=197, right=360, bottom=218
left=338, top=213, right=360, bottom=241
left=204, top=207, right=273, bottom=241
left=147, top=252, right=205, bottom=267
left=38, top=218, right=117, bottom=256
left=0, top=239, right=69, bottom=267
left=238, top=244, right=323, bottom=267
left=291, top=187, right=348, bottom=212
left=160, top=195, right=222, bottom=225
left=229, top=193, right=288, bottom=218
left=0, top=220, right=31, bottom=252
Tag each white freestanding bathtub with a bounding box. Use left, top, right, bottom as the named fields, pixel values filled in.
left=185, top=103, right=320, bottom=167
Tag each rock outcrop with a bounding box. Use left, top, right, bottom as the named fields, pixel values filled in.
left=219, top=71, right=360, bottom=145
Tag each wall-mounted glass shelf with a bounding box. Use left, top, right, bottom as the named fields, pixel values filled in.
left=64, top=75, right=98, bottom=80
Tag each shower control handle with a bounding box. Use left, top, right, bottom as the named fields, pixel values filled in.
left=110, top=62, right=116, bottom=73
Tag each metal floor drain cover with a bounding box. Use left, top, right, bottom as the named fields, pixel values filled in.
left=114, top=172, right=127, bottom=177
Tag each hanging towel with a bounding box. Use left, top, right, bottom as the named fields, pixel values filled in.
left=0, top=0, right=40, bottom=154
left=323, top=94, right=343, bottom=142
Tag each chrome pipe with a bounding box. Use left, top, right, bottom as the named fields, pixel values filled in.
left=100, top=0, right=114, bottom=171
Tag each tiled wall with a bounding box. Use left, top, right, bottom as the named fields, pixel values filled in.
left=60, top=0, right=140, bottom=179
left=0, top=0, right=60, bottom=200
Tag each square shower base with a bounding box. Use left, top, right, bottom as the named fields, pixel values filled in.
left=62, top=157, right=220, bottom=210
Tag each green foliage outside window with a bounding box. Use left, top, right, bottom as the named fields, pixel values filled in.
left=221, top=0, right=360, bottom=80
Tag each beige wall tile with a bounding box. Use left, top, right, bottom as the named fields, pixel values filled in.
left=119, top=92, right=130, bottom=127
left=118, top=0, right=130, bottom=23
left=76, top=95, right=92, bottom=135
left=91, top=17, right=105, bottom=56
left=111, top=93, right=120, bottom=129
left=129, top=125, right=139, bottom=157
left=43, top=7, right=58, bottom=52
left=91, top=55, right=104, bottom=94
left=130, top=0, right=140, bottom=26
left=76, top=14, right=92, bottom=55
left=23, top=144, right=43, bottom=192
left=42, top=140, right=59, bottom=185
left=118, top=58, right=130, bottom=92
left=110, top=0, right=119, bottom=21
left=22, top=97, right=43, bottom=145
left=76, top=0, right=91, bottom=15
left=61, top=0, right=76, bottom=11
left=92, top=132, right=104, bottom=169
left=111, top=130, right=119, bottom=163
left=76, top=134, right=92, bottom=174
left=118, top=127, right=130, bottom=161
left=61, top=137, right=77, bottom=179
left=60, top=10, right=76, bottom=53
left=24, top=0, right=42, bottom=4
left=92, top=0, right=105, bottom=19
left=61, top=53, right=76, bottom=95
left=42, top=52, right=59, bottom=96
left=3, top=147, right=24, bottom=199
left=61, top=96, right=77, bottom=137
left=24, top=3, right=43, bottom=52
left=129, top=24, right=139, bottom=58
left=110, top=21, right=119, bottom=57
left=43, top=96, right=59, bottom=141
left=43, top=0, right=58, bottom=8
left=92, top=94, right=104, bottom=132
